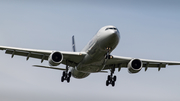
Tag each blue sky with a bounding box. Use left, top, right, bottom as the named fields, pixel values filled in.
left=0, top=1, right=180, bottom=101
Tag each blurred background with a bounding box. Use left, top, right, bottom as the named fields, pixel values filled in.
left=0, top=0, right=180, bottom=101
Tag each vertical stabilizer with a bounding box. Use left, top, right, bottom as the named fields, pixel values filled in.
left=72, top=36, right=76, bottom=52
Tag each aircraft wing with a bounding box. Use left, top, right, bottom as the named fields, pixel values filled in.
left=104, top=55, right=180, bottom=71
left=0, top=46, right=86, bottom=67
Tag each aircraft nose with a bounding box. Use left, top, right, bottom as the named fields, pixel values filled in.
left=109, top=30, right=120, bottom=39
left=97, top=26, right=120, bottom=51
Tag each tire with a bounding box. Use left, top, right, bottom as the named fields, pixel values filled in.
left=67, top=77, right=70, bottom=83
left=106, top=80, right=109, bottom=86
left=69, top=72, right=71, bottom=78
left=112, top=81, right=115, bottom=87
left=113, top=75, right=117, bottom=82
left=61, top=76, right=64, bottom=82
left=63, top=71, right=66, bottom=76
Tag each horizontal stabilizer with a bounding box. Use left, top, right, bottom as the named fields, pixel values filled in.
left=33, top=65, right=66, bottom=71
left=99, top=71, right=108, bottom=73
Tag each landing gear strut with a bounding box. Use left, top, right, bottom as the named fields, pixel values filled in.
left=106, top=67, right=117, bottom=87
left=104, top=48, right=116, bottom=87
left=61, top=61, right=71, bottom=83
left=105, top=47, right=113, bottom=59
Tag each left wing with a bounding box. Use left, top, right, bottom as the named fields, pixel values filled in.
left=0, top=46, right=86, bottom=67
left=104, top=55, right=180, bottom=71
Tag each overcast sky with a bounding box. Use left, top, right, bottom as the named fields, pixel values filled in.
left=0, top=0, right=180, bottom=101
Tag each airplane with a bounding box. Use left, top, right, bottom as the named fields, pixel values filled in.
left=1, top=25, right=180, bottom=87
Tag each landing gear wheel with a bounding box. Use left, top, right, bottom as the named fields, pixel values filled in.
left=107, top=75, right=111, bottom=81
left=61, top=60, right=72, bottom=83
left=61, top=71, right=71, bottom=83
left=106, top=66, right=117, bottom=87
left=106, top=80, right=109, bottom=86
left=112, top=81, right=115, bottom=87
left=63, top=71, right=66, bottom=77
left=67, top=77, right=70, bottom=83
left=61, top=76, right=64, bottom=82
left=113, top=75, right=117, bottom=82
left=69, top=72, right=71, bottom=78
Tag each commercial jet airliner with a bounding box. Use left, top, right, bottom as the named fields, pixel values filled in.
left=1, top=25, right=180, bottom=87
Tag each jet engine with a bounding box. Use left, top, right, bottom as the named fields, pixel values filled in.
left=128, top=59, right=143, bottom=73
left=48, top=51, right=63, bottom=66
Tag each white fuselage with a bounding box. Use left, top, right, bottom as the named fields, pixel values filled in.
left=71, top=25, right=120, bottom=78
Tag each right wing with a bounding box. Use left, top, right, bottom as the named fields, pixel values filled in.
left=0, top=46, right=86, bottom=67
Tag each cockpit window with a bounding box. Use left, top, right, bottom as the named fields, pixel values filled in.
left=105, top=27, right=117, bottom=31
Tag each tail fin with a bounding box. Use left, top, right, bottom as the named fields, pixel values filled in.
left=72, top=35, right=76, bottom=52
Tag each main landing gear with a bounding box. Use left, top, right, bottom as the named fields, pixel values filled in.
left=61, top=61, right=71, bottom=83
left=106, top=67, right=116, bottom=87
left=105, top=47, right=117, bottom=87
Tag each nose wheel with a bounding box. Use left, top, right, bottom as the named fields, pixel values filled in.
left=106, top=67, right=117, bottom=87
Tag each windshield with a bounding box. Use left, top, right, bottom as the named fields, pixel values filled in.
left=105, top=27, right=117, bottom=30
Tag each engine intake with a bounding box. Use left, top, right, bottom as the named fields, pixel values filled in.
left=48, top=51, right=63, bottom=66
left=128, top=59, right=143, bottom=73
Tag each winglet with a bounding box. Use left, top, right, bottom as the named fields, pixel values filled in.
left=72, top=35, right=76, bottom=52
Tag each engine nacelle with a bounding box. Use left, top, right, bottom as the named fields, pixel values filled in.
left=128, top=59, right=143, bottom=73
left=48, top=51, right=63, bottom=66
